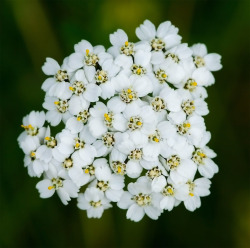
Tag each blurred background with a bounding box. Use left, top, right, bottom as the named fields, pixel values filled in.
left=1, top=0, right=250, bottom=247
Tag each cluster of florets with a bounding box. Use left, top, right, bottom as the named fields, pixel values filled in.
left=17, top=20, right=222, bottom=222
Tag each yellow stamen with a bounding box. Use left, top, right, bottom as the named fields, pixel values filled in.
left=21, top=124, right=25, bottom=128
left=30, top=152, right=35, bottom=157
left=189, top=193, right=194, bottom=197
left=45, top=137, right=50, bottom=141
left=162, top=74, right=167, bottom=78
left=69, top=86, right=74, bottom=91
left=117, top=167, right=122, bottom=174
left=137, top=121, right=142, bottom=126
left=54, top=101, right=59, bottom=105
left=167, top=188, right=173, bottom=194
left=77, top=117, right=81, bottom=121
left=154, top=137, right=159, bottom=142
left=137, top=68, right=141, bottom=74
left=128, top=94, right=133, bottom=99
left=125, top=41, right=129, bottom=47
left=198, top=152, right=206, bottom=157
left=192, top=82, right=197, bottom=86
left=28, top=124, right=32, bottom=129
left=86, top=49, right=89, bottom=55
left=104, top=113, right=110, bottom=121
left=127, top=88, right=132, bottom=93
left=184, top=123, right=191, bottom=128
left=98, top=75, right=102, bottom=80
left=85, top=169, right=89, bottom=174
left=75, top=143, right=80, bottom=148
left=48, top=186, right=54, bottom=190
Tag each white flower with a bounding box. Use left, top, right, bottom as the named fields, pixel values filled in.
left=142, top=119, right=182, bottom=161
left=21, top=136, right=48, bottom=177
left=178, top=67, right=215, bottom=99
left=18, top=19, right=221, bottom=221
left=53, top=153, right=89, bottom=187
left=191, top=43, right=222, bottom=71
left=94, top=58, right=120, bottom=99
left=152, top=85, right=182, bottom=113
left=115, top=132, right=147, bottom=178
left=88, top=101, right=127, bottom=138
left=151, top=43, right=192, bottom=64
left=89, top=163, right=125, bottom=202
left=167, top=89, right=209, bottom=124
left=36, top=173, right=79, bottom=205
left=53, top=127, right=96, bottom=165
left=81, top=158, right=107, bottom=186
left=143, top=160, right=168, bottom=192
left=52, top=129, right=77, bottom=162
left=35, top=126, right=58, bottom=163
left=67, top=40, right=107, bottom=71
left=92, top=131, right=116, bottom=157
left=108, top=29, right=135, bottom=57
left=66, top=95, right=90, bottom=134
left=191, top=133, right=218, bottom=178
left=41, top=58, right=72, bottom=99
left=175, top=177, right=211, bottom=211
left=159, top=142, right=197, bottom=185
left=107, top=73, right=153, bottom=113
left=169, top=114, right=207, bottom=147
left=68, top=69, right=101, bottom=102
left=192, top=147, right=218, bottom=178
left=123, top=103, right=157, bottom=140
left=77, top=187, right=112, bottom=218
left=160, top=178, right=181, bottom=211
left=136, top=20, right=181, bottom=51
left=117, top=49, right=152, bottom=77
left=43, top=96, right=72, bottom=126
left=118, top=177, right=162, bottom=222
left=152, top=61, right=185, bottom=94
left=109, top=148, right=127, bottom=175
left=18, top=111, right=46, bottom=145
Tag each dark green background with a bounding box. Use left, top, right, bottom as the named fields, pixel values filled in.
left=1, top=0, right=250, bottom=247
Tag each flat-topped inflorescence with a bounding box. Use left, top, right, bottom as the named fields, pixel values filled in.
left=18, top=19, right=222, bottom=222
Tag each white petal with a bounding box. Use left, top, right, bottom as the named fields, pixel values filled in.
left=68, top=167, right=86, bottom=187
left=151, top=175, right=167, bottom=192
left=107, top=96, right=126, bottom=113
left=112, top=114, right=127, bottom=132
left=134, top=50, right=151, bottom=67
left=93, top=140, right=108, bottom=157
left=84, top=66, right=96, bottom=82
left=160, top=196, right=175, bottom=211
left=144, top=205, right=161, bottom=220
left=126, top=161, right=142, bottom=178
left=57, top=188, right=70, bottom=205
left=184, top=196, right=201, bottom=211
left=191, top=43, right=207, bottom=57
left=132, top=76, right=153, bottom=96
left=68, top=53, right=84, bottom=70
left=42, top=58, right=60, bottom=75
left=84, top=84, right=101, bottom=102
left=66, top=117, right=83, bottom=134
left=110, top=29, right=128, bottom=46
left=127, top=204, right=145, bottom=222
left=117, top=191, right=133, bottom=209
left=106, top=189, right=123, bottom=202
left=41, top=78, right=55, bottom=92
left=136, top=20, right=156, bottom=41
left=36, top=179, right=55, bottom=198
left=88, top=118, right=107, bottom=138
left=204, top=53, right=222, bottom=71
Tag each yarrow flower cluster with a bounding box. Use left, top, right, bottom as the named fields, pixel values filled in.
left=18, top=20, right=222, bottom=222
